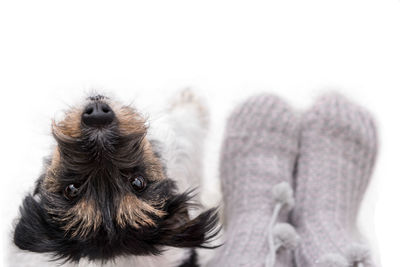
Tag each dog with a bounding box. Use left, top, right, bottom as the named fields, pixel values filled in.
left=12, top=90, right=219, bottom=267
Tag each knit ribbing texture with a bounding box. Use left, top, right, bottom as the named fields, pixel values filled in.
left=292, top=93, right=377, bottom=267
left=208, top=94, right=300, bottom=267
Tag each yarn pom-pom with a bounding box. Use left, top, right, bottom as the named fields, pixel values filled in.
left=273, top=223, right=300, bottom=250
left=345, top=243, right=372, bottom=265
left=272, top=182, right=295, bottom=208
left=317, top=253, right=349, bottom=267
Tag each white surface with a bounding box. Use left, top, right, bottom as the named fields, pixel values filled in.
left=1, top=0, right=399, bottom=266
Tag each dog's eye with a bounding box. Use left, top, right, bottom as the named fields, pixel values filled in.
left=129, top=176, right=146, bottom=192
left=64, top=184, right=80, bottom=199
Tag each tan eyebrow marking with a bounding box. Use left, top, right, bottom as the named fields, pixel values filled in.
left=116, top=194, right=166, bottom=228
left=49, top=199, right=103, bottom=238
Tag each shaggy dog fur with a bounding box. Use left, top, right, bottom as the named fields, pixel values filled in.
left=11, top=90, right=219, bottom=267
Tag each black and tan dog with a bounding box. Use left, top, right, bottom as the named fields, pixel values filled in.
left=13, top=91, right=219, bottom=267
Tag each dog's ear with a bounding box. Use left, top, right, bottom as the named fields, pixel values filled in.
left=13, top=195, right=59, bottom=253
left=158, top=193, right=220, bottom=248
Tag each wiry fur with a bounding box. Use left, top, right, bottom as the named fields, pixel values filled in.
left=11, top=90, right=219, bottom=267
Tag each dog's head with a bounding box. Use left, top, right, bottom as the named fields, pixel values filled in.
left=13, top=94, right=219, bottom=262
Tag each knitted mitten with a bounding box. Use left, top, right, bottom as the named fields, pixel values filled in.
left=292, top=94, right=378, bottom=267
left=208, top=94, right=300, bottom=267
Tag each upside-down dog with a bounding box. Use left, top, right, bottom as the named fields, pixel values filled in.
left=12, top=90, right=219, bottom=267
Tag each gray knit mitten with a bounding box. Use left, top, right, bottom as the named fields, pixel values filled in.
left=292, top=94, right=378, bottom=267
left=208, top=95, right=300, bottom=267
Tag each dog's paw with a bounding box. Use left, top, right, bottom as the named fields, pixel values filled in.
left=169, top=88, right=209, bottom=128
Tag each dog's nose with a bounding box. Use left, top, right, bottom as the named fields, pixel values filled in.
left=82, top=102, right=115, bottom=127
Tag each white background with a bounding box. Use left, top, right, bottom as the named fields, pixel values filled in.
left=1, top=0, right=399, bottom=266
